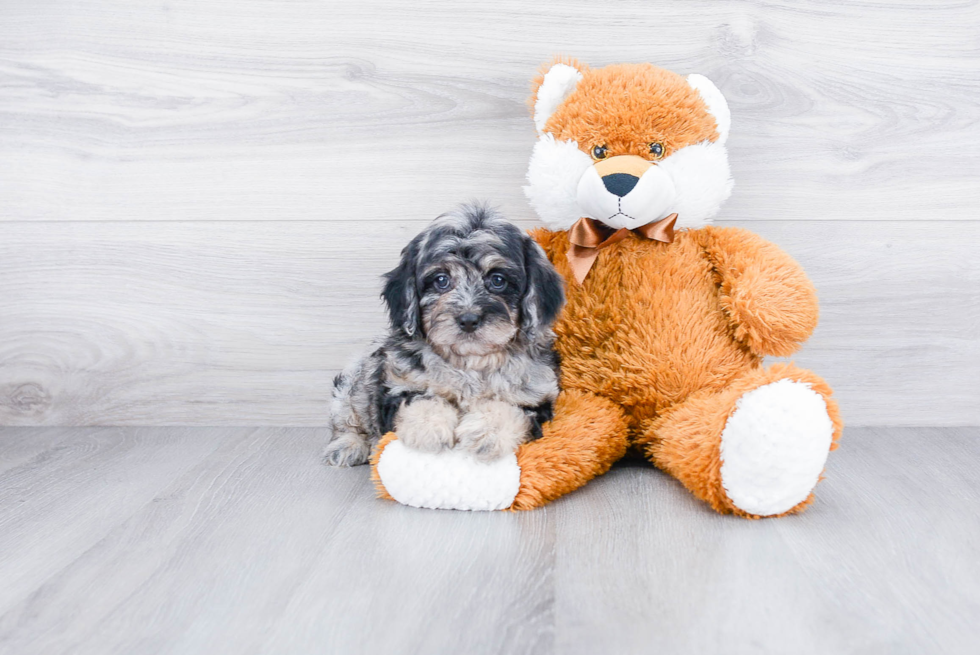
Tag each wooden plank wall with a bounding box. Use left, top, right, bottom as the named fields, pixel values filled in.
left=1, top=0, right=978, bottom=426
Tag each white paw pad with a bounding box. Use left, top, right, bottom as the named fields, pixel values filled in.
left=376, top=440, right=521, bottom=511
left=719, top=379, right=833, bottom=516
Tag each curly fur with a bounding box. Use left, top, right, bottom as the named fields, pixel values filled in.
left=324, top=203, right=564, bottom=467
left=369, top=60, right=841, bottom=519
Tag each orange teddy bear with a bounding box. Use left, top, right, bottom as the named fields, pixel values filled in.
left=374, top=58, right=842, bottom=518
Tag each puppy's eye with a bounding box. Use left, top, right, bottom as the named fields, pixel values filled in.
left=433, top=274, right=451, bottom=291
left=486, top=273, right=507, bottom=292
left=591, top=144, right=608, bottom=160
left=649, top=142, right=665, bottom=159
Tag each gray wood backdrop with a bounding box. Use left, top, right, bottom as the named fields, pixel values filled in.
left=1, top=0, right=978, bottom=427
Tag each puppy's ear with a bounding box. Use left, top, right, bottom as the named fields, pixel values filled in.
left=381, top=237, right=422, bottom=337
left=520, top=236, right=564, bottom=338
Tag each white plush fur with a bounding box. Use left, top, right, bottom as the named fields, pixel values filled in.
left=524, top=133, right=594, bottom=231
left=524, top=69, right=735, bottom=232
left=687, top=74, right=731, bottom=145
left=719, top=380, right=834, bottom=516
left=524, top=136, right=732, bottom=231
left=656, top=141, right=733, bottom=225
left=533, top=64, right=583, bottom=134
left=577, top=161, right=676, bottom=230
left=576, top=166, right=625, bottom=226
left=377, top=440, right=522, bottom=511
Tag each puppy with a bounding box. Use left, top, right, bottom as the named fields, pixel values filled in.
left=323, top=203, right=564, bottom=467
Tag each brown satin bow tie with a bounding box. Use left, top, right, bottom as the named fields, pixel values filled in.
left=566, top=213, right=678, bottom=284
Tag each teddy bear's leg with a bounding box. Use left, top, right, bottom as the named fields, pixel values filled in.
left=638, top=363, right=843, bottom=518
left=510, top=389, right=629, bottom=510
left=370, top=388, right=627, bottom=511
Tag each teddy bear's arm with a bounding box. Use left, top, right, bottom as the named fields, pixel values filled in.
left=704, top=226, right=819, bottom=357
left=511, top=388, right=629, bottom=510
left=371, top=388, right=628, bottom=511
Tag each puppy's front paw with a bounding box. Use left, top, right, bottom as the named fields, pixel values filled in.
left=455, top=400, right=529, bottom=462
left=323, top=432, right=371, bottom=467
left=395, top=397, right=459, bottom=453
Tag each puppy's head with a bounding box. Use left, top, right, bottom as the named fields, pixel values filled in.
left=382, top=203, right=564, bottom=357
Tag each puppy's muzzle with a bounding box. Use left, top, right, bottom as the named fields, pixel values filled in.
left=456, top=312, right=482, bottom=333
left=594, top=155, right=653, bottom=198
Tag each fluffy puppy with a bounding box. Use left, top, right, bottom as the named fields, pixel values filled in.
left=323, top=203, right=565, bottom=467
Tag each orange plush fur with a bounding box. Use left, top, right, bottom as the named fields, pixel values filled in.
left=531, top=59, right=719, bottom=159
left=511, top=60, right=842, bottom=517
left=372, top=60, right=841, bottom=517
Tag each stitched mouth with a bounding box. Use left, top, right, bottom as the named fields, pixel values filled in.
left=604, top=197, right=638, bottom=223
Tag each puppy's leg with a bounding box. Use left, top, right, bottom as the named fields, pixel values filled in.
left=395, top=396, right=459, bottom=453
left=323, top=431, right=372, bottom=467
left=323, top=363, right=374, bottom=467
left=455, top=399, right=530, bottom=462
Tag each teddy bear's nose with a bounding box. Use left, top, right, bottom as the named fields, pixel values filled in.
left=602, top=173, right=639, bottom=197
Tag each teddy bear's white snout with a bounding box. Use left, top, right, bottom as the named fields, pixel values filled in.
left=577, top=163, right=678, bottom=230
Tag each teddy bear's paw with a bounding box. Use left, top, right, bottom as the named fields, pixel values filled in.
left=719, top=379, right=834, bottom=516
left=375, top=440, right=522, bottom=511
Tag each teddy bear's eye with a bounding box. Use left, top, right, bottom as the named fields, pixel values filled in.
left=591, top=145, right=608, bottom=160
left=649, top=142, right=665, bottom=159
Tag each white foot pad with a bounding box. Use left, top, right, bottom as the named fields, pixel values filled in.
left=719, top=379, right=833, bottom=516
left=376, top=440, right=521, bottom=511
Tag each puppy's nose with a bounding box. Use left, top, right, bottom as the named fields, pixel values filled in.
left=602, top=173, right=639, bottom=197
left=456, top=312, right=482, bottom=333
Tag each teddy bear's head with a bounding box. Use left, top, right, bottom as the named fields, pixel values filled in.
left=524, top=59, right=733, bottom=232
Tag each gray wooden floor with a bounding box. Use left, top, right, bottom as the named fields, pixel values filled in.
left=0, top=427, right=977, bottom=654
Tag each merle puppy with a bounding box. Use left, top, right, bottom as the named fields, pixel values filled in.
left=324, top=203, right=564, bottom=466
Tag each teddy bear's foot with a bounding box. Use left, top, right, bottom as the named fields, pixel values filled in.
left=371, top=389, right=630, bottom=511
left=371, top=433, right=522, bottom=511
left=641, top=363, right=843, bottom=518
left=718, top=379, right=833, bottom=516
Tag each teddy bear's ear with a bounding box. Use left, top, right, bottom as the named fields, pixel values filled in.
left=686, top=74, right=731, bottom=145
left=531, top=62, right=584, bottom=135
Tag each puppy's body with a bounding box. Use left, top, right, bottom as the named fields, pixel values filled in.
left=325, top=204, right=564, bottom=467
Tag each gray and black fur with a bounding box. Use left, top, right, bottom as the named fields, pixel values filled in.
left=324, top=203, right=564, bottom=466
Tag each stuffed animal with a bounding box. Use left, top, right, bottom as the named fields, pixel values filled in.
left=373, top=58, right=843, bottom=517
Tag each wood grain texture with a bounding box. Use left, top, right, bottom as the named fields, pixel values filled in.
left=1, top=0, right=978, bottom=223
left=1, top=220, right=977, bottom=427
left=1, top=0, right=978, bottom=427
left=0, top=428, right=233, bottom=618
left=0, top=426, right=978, bottom=654
left=552, top=427, right=980, bottom=654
